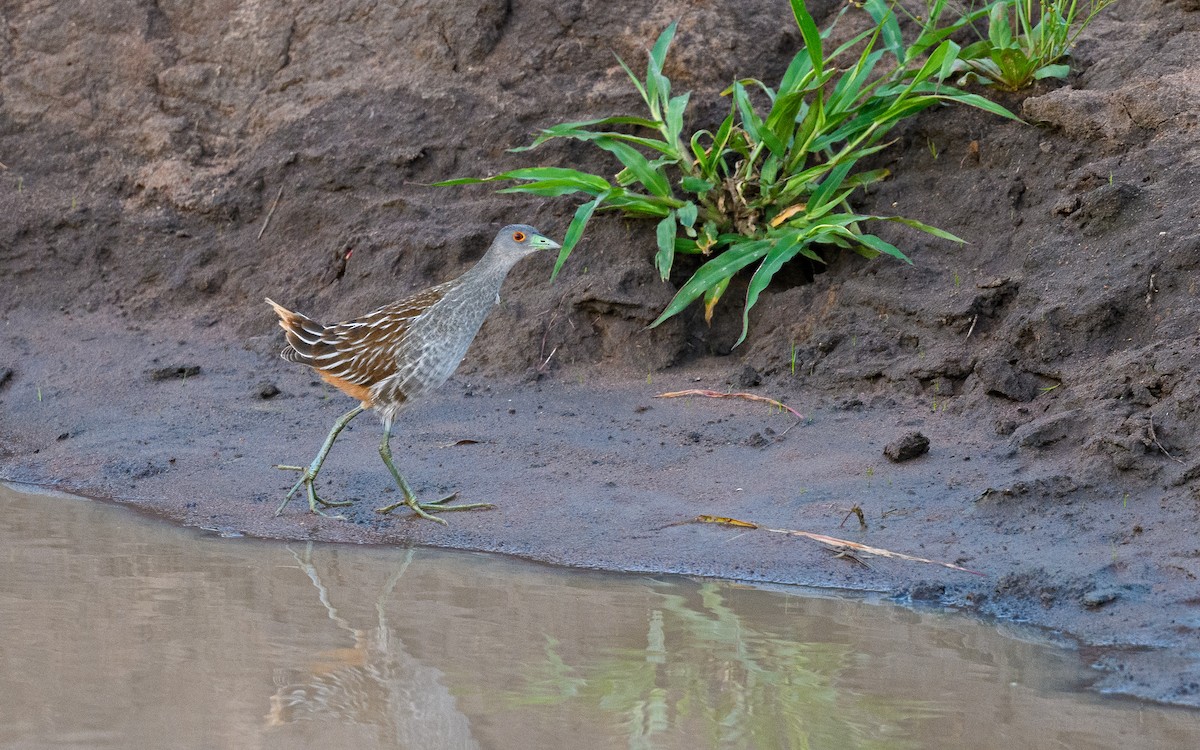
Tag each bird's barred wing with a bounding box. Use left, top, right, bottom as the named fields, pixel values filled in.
left=266, top=284, right=451, bottom=390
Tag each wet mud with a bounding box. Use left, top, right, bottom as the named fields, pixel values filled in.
left=3, top=0, right=1200, bottom=706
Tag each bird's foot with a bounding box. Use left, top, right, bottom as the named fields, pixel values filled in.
left=375, top=492, right=495, bottom=525
left=274, top=464, right=352, bottom=519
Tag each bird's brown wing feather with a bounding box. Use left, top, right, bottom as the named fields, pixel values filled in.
left=265, top=284, right=450, bottom=404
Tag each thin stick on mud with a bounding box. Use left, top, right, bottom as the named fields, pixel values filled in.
left=695, top=514, right=984, bottom=576
left=257, top=185, right=285, bottom=241
left=1148, top=413, right=1183, bottom=464
left=656, top=388, right=805, bottom=421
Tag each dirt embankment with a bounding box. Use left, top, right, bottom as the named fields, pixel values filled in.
left=3, top=0, right=1200, bottom=706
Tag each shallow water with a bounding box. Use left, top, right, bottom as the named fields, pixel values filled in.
left=1, top=483, right=1197, bottom=749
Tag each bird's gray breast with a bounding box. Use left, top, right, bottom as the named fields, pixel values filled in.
left=388, top=279, right=501, bottom=400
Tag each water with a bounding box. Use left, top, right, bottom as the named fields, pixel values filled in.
left=1, top=483, right=1197, bottom=749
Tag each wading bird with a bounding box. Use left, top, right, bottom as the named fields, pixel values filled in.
left=267, top=224, right=560, bottom=524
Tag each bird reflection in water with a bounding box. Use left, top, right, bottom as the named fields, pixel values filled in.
left=265, top=545, right=480, bottom=750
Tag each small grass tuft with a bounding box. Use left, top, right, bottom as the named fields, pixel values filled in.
left=951, top=0, right=1121, bottom=91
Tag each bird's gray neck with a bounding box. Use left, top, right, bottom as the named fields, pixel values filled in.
left=455, top=246, right=525, bottom=301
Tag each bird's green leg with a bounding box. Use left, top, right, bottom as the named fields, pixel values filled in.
left=375, top=426, right=494, bottom=524
left=275, top=405, right=365, bottom=518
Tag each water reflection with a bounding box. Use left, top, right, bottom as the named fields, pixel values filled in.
left=267, top=546, right=479, bottom=748
left=1, top=482, right=1196, bottom=749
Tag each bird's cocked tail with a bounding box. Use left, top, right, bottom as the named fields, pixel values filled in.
left=265, top=297, right=331, bottom=366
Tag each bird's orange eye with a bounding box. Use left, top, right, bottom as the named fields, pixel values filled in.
left=512, top=231, right=527, bottom=242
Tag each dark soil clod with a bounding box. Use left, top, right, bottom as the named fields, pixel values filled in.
left=884, top=432, right=930, bottom=462
left=148, top=365, right=202, bottom=381
left=255, top=381, right=281, bottom=399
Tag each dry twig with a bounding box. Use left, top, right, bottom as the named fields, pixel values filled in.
left=257, top=185, right=285, bottom=241
left=1148, top=413, right=1183, bottom=464
left=656, top=388, right=805, bottom=421
left=695, top=515, right=983, bottom=575
left=839, top=504, right=867, bottom=530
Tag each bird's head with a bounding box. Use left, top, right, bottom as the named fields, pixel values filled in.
left=491, top=224, right=561, bottom=260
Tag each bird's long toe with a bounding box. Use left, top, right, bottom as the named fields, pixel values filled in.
left=274, top=464, right=352, bottom=517
left=375, top=492, right=494, bottom=524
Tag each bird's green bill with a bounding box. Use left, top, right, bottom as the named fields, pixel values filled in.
left=531, top=234, right=561, bottom=251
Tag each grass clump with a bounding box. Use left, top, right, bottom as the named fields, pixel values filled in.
left=950, top=0, right=1120, bottom=91
left=440, top=0, right=1018, bottom=344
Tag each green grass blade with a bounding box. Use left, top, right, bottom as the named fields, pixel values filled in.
left=807, top=158, right=856, bottom=214
left=863, top=0, right=904, bottom=63
left=650, top=240, right=771, bottom=327
left=646, top=22, right=678, bottom=118
left=777, top=49, right=815, bottom=94
left=788, top=0, right=824, bottom=75
left=496, top=182, right=590, bottom=198
left=736, top=233, right=809, bottom=346
left=665, top=92, right=690, bottom=148
left=552, top=192, right=609, bottom=280
left=655, top=213, right=678, bottom=280
left=988, top=3, right=1013, bottom=50
left=615, top=54, right=651, bottom=110
left=1033, top=63, right=1070, bottom=80
left=595, top=137, right=673, bottom=198
left=843, top=168, right=890, bottom=188
left=433, top=176, right=495, bottom=187
left=677, top=201, right=699, bottom=229
left=604, top=191, right=675, bottom=217
left=869, top=215, right=966, bottom=244
left=853, top=232, right=912, bottom=263
left=764, top=90, right=808, bottom=151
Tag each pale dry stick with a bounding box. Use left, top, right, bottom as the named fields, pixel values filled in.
left=0, top=160, right=8, bottom=170
left=966, top=313, right=978, bottom=339
left=695, top=514, right=984, bottom=576
left=257, top=185, right=285, bottom=241
left=655, top=388, right=805, bottom=421
left=1148, top=413, right=1183, bottom=464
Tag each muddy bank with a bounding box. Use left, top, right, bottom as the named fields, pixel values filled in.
left=3, top=0, right=1200, bottom=706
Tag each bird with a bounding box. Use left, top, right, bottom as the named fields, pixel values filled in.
left=266, top=224, right=560, bottom=524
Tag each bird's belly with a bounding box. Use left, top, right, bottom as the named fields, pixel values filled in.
left=380, top=335, right=475, bottom=403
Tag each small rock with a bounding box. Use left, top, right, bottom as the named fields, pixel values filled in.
left=255, top=381, right=281, bottom=399
left=884, top=432, right=930, bottom=462
left=148, top=365, right=201, bottom=381
left=1081, top=588, right=1120, bottom=608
